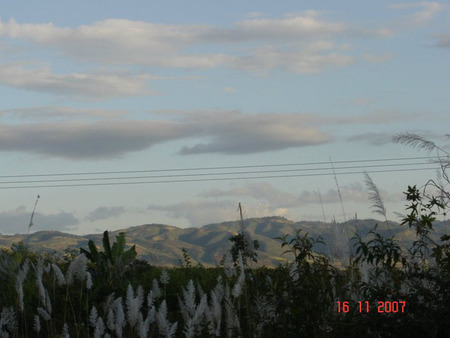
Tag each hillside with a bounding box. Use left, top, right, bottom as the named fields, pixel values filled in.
left=1, top=216, right=449, bottom=266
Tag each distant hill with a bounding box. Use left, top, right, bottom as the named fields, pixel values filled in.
left=1, top=216, right=449, bottom=267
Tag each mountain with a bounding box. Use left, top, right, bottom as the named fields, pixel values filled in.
left=1, top=216, right=449, bottom=267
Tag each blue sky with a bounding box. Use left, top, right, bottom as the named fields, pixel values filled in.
left=0, top=1, right=449, bottom=235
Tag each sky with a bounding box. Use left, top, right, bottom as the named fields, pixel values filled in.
left=0, top=1, right=449, bottom=235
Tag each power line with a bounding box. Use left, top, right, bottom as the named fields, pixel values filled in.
left=0, top=166, right=439, bottom=190
left=0, top=160, right=436, bottom=185
left=0, top=156, right=439, bottom=178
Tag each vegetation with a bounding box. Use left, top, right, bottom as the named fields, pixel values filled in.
left=0, top=133, right=449, bottom=337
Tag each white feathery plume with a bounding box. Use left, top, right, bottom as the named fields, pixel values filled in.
left=44, top=289, right=52, bottom=315
left=126, top=284, right=144, bottom=328
left=360, top=261, right=370, bottom=284
left=51, top=263, right=66, bottom=286
left=222, top=252, right=236, bottom=278
left=196, top=283, right=205, bottom=300
left=86, top=271, right=93, bottom=290
left=232, top=251, right=246, bottom=298
left=178, top=280, right=196, bottom=323
left=15, top=260, right=29, bottom=312
left=156, top=300, right=178, bottom=338
left=104, top=293, right=115, bottom=315
left=151, top=279, right=161, bottom=298
left=147, top=306, right=156, bottom=325
left=160, top=269, right=170, bottom=285
left=94, top=317, right=105, bottom=338
left=35, top=258, right=46, bottom=307
left=61, top=323, right=69, bottom=338
left=89, top=306, right=98, bottom=328
left=224, top=285, right=240, bottom=335
left=289, top=262, right=299, bottom=282
left=33, top=314, right=41, bottom=333
left=254, top=295, right=276, bottom=335
left=138, top=312, right=151, bottom=338
left=37, top=307, right=51, bottom=321
left=113, top=297, right=125, bottom=338
left=107, top=309, right=115, bottom=332
left=178, top=280, right=207, bottom=337
left=206, top=278, right=223, bottom=336
left=66, top=254, right=88, bottom=285
left=0, top=307, right=17, bottom=334
left=183, top=294, right=207, bottom=338
left=147, top=290, right=155, bottom=310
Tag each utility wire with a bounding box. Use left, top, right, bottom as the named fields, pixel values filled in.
left=0, top=166, right=439, bottom=190
left=0, top=160, right=435, bottom=185
left=0, top=155, right=439, bottom=178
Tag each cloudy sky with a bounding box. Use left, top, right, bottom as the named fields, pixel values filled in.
left=0, top=1, right=449, bottom=235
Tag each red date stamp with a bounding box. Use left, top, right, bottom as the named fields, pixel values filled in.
left=336, top=301, right=406, bottom=313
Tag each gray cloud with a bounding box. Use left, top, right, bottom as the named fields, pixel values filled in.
left=0, top=206, right=79, bottom=235
left=147, top=182, right=374, bottom=226
left=86, top=206, right=125, bottom=222
left=148, top=200, right=237, bottom=226
left=0, top=106, right=128, bottom=120
left=148, top=198, right=292, bottom=226
left=200, top=182, right=300, bottom=207
left=179, top=111, right=331, bottom=155
left=0, top=108, right=426, bottom=159
left=0, top=110, right=333, bottom=159
left=0, top=120, right=191, bottom=159
left=201, top=182, right=369, bottom=208
left=435, top=34, right=450, bottom=48
left=347, top=132, right=395, bottom=146
left=0, top=64, right=152, bottom=99
left=311, top=109, right=419, bottom=125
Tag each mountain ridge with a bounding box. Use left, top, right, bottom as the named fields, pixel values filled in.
left=1, top=216, right=448, bottom=267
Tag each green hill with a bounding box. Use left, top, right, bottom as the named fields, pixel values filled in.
left=1, top=216, right=449, bottom=266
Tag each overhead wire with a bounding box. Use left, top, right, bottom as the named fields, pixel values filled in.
left=0, top=156, right=441, bottom=189
left=0, top=155, right=439, bottom=178
left=0, top=160, right=437, bottom=185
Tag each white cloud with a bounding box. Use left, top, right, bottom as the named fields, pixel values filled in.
left=200, top=182, right=300, bottom=207
left=0, top=206, right=79, bottom=234
left=86, top=206, right=125, bottom=222
left=201, top=181, right=369, bottom=207
left=230, top=46, right=355, bottom=74
left=0, top=13, right=390, bottom=74
left=390, top=2, right=443, bottom=25
left=235, top=12, right=347, bottom=40
left=0, top=63, right=152, bottom=99
left=147, top=181, right=379, bottom=226
left=148, top=200, right=237, bottom=226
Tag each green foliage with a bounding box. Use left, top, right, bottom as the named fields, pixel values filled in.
left=353, top=227, right=404, bottom=269
left=179, top=248, right=193, bottom=268
left=229, top=231, right=259, bottom=266
left=2, top=144, right=450, bottom=337
left=277, top=229, right=324, bottom=264
left=80, top=230, right=137, bottom=290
